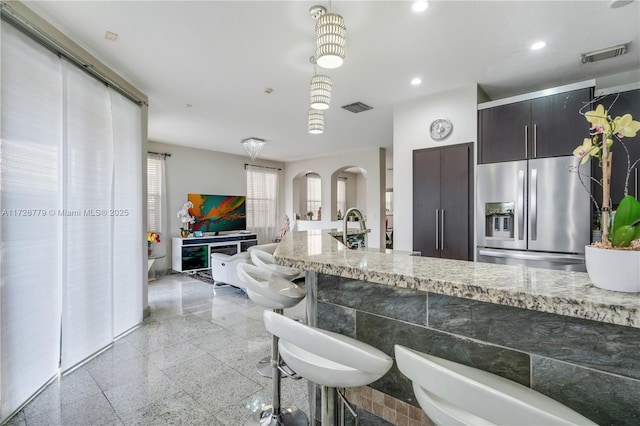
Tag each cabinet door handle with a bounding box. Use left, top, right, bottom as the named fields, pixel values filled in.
left=533, top=124, right=537, bottom=158
left=435, top=209, right=439, bottom=250
left=441, top=209, right=445, bottom=251
left=524, top=125, right=528, bottom=158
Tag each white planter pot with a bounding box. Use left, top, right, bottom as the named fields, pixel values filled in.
left=585, top=245, right=640, bottom=293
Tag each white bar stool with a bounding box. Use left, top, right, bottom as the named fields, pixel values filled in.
left=237, top=263, right=308, bottom=426
left=263, top=310, right=393, bottom=426
left=250, top=248, right=303, bottom=378
left=394, top=345, right=598, bottom=426
left=250, top=248, right=302, bottom=281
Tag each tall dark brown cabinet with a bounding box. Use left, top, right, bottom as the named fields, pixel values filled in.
left=413, top=143, right=473, bottom=260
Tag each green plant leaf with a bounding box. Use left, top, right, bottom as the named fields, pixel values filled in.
left=611, top=225, right=636, bottom=247
left=611, top=196, right=640, bottom=246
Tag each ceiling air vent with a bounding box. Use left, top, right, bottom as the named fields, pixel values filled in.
left=581, top=43, right=628, bottom=64
left=342, top=101, right=373, bottom=113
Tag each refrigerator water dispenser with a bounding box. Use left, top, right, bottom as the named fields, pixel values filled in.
left=484, top=202, right=514, bottom=239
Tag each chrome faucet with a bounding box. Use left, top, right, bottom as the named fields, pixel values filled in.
left=343, top=207, right=368, bottom=249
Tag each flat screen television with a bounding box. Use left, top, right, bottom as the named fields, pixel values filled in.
left=187, top=193, right=247, bottom=235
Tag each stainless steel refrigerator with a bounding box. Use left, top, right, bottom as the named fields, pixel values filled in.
left=476, top=156, right=590, bottom=271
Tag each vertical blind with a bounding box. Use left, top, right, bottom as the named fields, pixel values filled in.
left=1, top=21, right=143, bottom=420
left=0, top=23, right=63, bottom=418
left=111, top=92, right=143, bottom=338
left=246, top=165, right=279, bottom=244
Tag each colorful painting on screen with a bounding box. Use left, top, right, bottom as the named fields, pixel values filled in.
left=187, top=194, right=246, bottom=233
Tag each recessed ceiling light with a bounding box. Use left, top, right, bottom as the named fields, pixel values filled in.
left=412, top=1, right=430, bottom=13
left=531, top=41, right=546, bottom=50
left=411, top=77, right=422, bottom=86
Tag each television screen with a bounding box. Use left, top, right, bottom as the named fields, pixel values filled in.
left=187, top=194, right=247, bottom=234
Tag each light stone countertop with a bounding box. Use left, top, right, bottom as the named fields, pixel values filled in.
left=274, top=229, right=640, bottom=329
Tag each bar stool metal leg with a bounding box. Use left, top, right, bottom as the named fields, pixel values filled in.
left=246, top=309, right=308, bottom=426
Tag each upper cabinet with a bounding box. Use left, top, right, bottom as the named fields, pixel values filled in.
left=479, top=87, right=593, bottom=164
left=592, top=88, right=640, bottom=205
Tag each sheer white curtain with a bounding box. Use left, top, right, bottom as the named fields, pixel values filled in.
left=337, top=178, right=347, bottom=217
left=1, top=23, right=63, bottom=418
left=306, top=174, right=321, bottom=216
left=246, top=165, right=279, bottom=243
left=1, top=21, right=143, bottom=420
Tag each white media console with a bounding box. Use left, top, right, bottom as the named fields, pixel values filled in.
left=171, top=233, right=258, bottom=272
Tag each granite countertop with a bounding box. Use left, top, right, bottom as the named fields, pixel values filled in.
left=274, top=229, right=640, bottom=329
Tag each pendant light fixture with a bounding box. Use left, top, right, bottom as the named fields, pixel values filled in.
left=310, top=5, right=346, bottom=69
left=309, top=73, right=332, bottom=110
left=308, top=109, right=324, bottom=134
left=241, top=137, right=266, bottom=160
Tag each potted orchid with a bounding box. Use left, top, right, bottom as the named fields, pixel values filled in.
left=177, top=201, right=195, bottom=238
left=573, top=100, right=640, bottom=292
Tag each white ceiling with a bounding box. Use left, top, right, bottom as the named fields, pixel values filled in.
left=23, top=1, right=640, bottom=162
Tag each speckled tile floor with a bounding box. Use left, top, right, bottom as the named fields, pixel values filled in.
left=6, top=274, right=310, bottom=426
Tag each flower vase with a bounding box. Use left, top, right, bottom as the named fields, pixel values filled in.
left=585, top=245, right=640, bottom=293
left=148, top=244, right=152, bottom=256
left=181, top=229, right=189, bottom=238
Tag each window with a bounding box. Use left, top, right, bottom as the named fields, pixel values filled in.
left=337, top=178, right=347, bottom=217
left=307, top=174, right=321, bottom=216
left=147, top=155, right=164, bottom=232
left=246, top=165, right=279, bottom=243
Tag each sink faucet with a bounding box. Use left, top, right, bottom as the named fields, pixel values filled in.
left=343, top=207, right=367, bottom=249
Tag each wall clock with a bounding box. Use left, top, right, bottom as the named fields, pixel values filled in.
left=430, top=117, right=453, bottom=141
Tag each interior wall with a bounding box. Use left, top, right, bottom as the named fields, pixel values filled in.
left=342, top=172, right=358, bottom=213
left=392, top=85, right=479, bottom=252
left=147, top=141, right=285, bottom=272
left=284, top=147, right=386, bottom=249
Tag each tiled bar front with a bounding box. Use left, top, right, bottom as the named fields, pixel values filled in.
left=316, top=273, right=640, bottom=426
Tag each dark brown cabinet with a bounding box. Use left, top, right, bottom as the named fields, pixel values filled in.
left=413, top=143, right=473, bottom=260
left=479, top=87, right=593, bottom=163
left=592, top=89, right=640, bottom=207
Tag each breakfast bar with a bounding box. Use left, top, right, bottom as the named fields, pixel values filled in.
left=274, top=229, right=640, bottom=425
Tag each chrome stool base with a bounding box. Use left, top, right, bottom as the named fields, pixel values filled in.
left=245, top=404, right=308, bottom=426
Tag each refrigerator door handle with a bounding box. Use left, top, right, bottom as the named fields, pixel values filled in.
left=441, top=209, right=445, bottom=251
left=531, top=168, right=538, bottom=241
left=524, top=125, right=528, bottom=158
left=533, top=124, right=537, bottom=158
left=517, top=169, right=525, bottom=240
left=435, top=209, right=439, bottom=250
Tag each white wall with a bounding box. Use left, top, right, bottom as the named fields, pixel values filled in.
left=285, top=147, right=386, bottom=248
left=148, top=141, right=285, bottom=272
left=392, top=85, right=479, bottom=252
